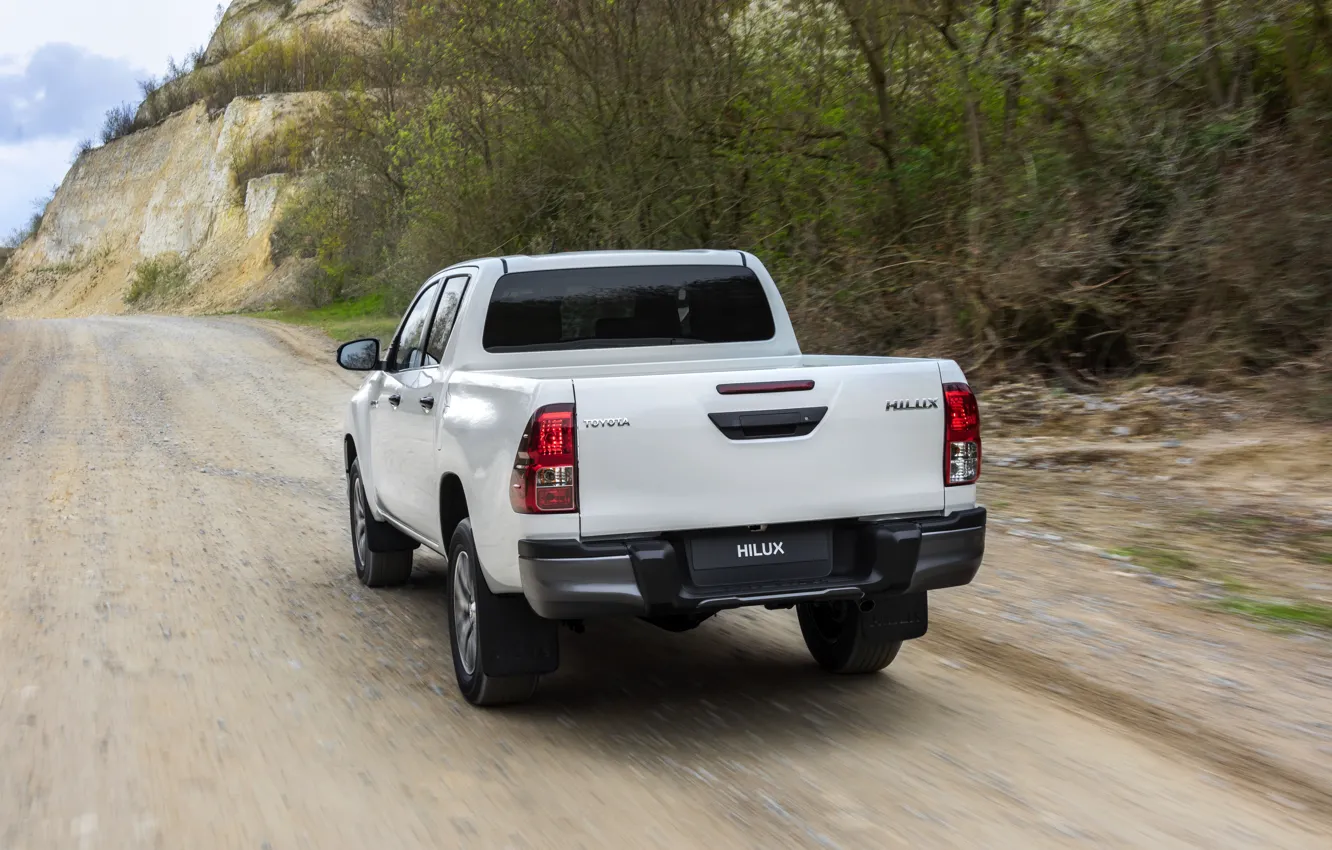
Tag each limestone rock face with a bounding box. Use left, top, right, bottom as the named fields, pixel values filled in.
left=0, top=95, right=320, bottom=318
left=206, top=0, right=375, bottom=63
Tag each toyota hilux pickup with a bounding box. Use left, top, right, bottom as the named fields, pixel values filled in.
left=336, top=250, right=985, bottom=706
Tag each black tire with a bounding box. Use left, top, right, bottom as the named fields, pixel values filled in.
left=797, top=600, right=903, bottom=674
left=447, top=519, right=540, bottom=706
left=348, top=458, right=413, bottom=588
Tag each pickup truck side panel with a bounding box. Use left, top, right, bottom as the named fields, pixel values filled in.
left=346, top=374, right=389, bottom=520
left=433, top=372, right=578, bottom=592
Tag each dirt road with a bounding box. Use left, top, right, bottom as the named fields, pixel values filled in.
left=1, top=317, right=1326, bottom=848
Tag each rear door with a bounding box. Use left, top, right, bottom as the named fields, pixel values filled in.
left=394, top=272, right=473, bottom=537
left=572, top=362, right=945, bottom=538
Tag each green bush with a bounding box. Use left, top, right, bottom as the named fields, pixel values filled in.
left=271, top=167, right=402, bottom=307
left=125, top=254, right=190, bottom=305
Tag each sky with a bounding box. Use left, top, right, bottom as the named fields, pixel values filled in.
left=0, top=0, right=224, bottom=240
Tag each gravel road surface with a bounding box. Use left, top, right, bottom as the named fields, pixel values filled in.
left=0, top=317, right=1326, bottom=848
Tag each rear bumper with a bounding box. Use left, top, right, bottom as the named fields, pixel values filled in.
left=518, top=507, right=986, bottom=620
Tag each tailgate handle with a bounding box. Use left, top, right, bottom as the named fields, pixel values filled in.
left=708, top=407, right=828, bottom=441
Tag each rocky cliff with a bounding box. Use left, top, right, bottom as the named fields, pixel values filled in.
left=0, top=0, right=370, bottom=319
left=205, top=0, right=374, bottom=64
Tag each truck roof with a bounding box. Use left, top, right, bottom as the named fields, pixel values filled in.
left=496, top=249, right=747, bottom=275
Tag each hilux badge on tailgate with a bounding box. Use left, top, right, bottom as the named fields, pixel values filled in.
left=885, top=398, right=940, bottom=411
left=738, top=541, right=785, bottom=558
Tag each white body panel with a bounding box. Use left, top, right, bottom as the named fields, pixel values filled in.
left=342, top=250, right=977, bottom=594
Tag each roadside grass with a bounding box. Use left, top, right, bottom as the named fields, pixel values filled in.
left=1107, top=545, right=1199, bottom=574
left=1219, top=598, right=1332, bottom=632
left=1299, top=530, right=1332, bottom=565
left=244, top=292, right=400, bottom=344
left=1219, top=576, right=1253, bottom=593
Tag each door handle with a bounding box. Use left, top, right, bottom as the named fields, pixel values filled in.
left=388, top=393, right=402, bottom=407
left=708, top=407, right=828, bottom=440
left=419, top=396, right=435, bottom=411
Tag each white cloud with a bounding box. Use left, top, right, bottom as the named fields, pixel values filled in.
left=0, top=0, right=221, bottom=235
left=0, top=1, right=222, bottom=77
left=1, top=44, right=144, bottom=143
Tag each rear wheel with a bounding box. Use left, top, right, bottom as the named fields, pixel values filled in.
left=348, top=459, right=413, bottom=588
left=447, top=519, right=541, bottom=706
left=797, top=600, right=903, bottom=674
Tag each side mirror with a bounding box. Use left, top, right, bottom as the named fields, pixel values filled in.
left=337, top=338, right=380, bottom=371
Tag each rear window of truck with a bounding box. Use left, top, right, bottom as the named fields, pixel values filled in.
left=482, top=265, right=777, bottom=352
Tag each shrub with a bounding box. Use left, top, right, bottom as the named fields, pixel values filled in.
left=135, top=31, right=350, bottom=129
left=125, top=254, right=190, bottom=304
left=101, top=103, right=136, bottom=144
left=271, top=167, right=402, bottom=307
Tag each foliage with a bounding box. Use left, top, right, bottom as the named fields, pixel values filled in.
left=264, top=0, right=1332, bottom=381
left=135, top=30, right=349, bottom=130
left=125, top=254, right=190, bottom=305
left=101, top=103, right=137, bottom=144
left=272, top=167, right=403, bottom=307
left=230, top=120, right=321, bottom=202
left=62, top=0, right=1332, bottom=386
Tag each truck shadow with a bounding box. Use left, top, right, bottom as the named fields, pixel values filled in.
left=405, top=561, right=942, bottom=758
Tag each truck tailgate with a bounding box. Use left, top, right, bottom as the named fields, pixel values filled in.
left=573, top=361, right=945, bottom=538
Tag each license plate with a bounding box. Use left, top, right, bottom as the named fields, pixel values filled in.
left=688, top=527, right=832, bottom=572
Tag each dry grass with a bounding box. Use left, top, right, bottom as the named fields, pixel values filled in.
left=136, top=31, right=348, bottom=131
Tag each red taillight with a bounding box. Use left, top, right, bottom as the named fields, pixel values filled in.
left=943, top=383, right=981, bottom=486
left=510, top=404, right=578, bottom=513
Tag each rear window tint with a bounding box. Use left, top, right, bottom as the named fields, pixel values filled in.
left=482, top=265, right=776, bottom=352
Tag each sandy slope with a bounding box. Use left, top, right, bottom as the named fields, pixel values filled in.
left=0, top=316, right=1327, bottom=848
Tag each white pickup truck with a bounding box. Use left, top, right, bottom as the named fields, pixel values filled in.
left=337, top=250, right=985, bottom=705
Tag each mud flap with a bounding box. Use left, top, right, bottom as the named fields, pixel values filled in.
left=862, top=592, right=928, bottom=642
left=477, top=590, right=560, bottom=677
left=365, top=519, right=420, bottom=553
